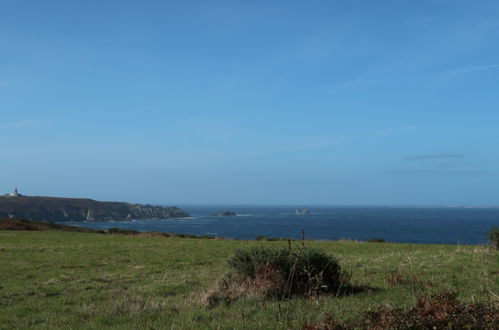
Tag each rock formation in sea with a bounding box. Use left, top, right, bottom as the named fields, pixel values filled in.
left=213, top=211, right=237, bottom=216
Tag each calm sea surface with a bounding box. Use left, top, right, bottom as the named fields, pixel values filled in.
left=58, top=206, right=499, bottom=245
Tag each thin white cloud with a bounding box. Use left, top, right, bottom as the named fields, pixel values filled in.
left=320, top=77, right=381, bottom=89
left=372, top=125, right=419, bottom=136
left=386, top=168, right=493, bottom=176
left=439, top=64, right=499, bottom=81
left=273, top=139, right=342, bottom=153
left=241, top=139, right=343, bottom=158
left=0, top=120, right=46, bottom=128
left=403, top=154, right=466, bottom=161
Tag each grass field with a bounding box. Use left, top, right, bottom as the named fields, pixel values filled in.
left=0, top=228, right=497, bottom=329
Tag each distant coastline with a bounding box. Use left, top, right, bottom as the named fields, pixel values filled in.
left=0, top=195, right=189, bottom=222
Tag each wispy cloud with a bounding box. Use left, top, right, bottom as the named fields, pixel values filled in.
left=386, top=168, right=493, bottom=176
left=439, top=64, right=499, bottom=81
left=372, top=125, right=419, bottom=136
left=320, top=77, right=381, bottom=89
left=273, top=139, right=342, bottom=153
left=403, top=154, right=467, bottom=161
left=0, top=120, right=46, bottom=128
left=242, top=139, right=342, bottom=158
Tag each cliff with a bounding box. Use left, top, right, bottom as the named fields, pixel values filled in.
left=0, top=196, right=189, bottom=222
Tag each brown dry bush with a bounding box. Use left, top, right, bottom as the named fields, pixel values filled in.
left=386, top=270, right=421, bottom=286
left=304, top=292, right=499, bottom=330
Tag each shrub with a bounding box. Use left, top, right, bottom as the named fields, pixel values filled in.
left=106, top=227, right=140, bottom=235
left=367, top=238, right=386, bottom=243
left=226, top=246, right=343, bottom=297
left=488, top=227, right=499, bottom=249
left=255, top=236, right=296, bottom=241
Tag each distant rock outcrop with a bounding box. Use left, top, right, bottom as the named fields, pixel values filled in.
left=0, top=196, right=189, bottom=222
left=213, top=211, right=237, bottom=217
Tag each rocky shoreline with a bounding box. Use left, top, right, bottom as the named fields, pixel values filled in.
left=0, top=196, right=189, bottom=222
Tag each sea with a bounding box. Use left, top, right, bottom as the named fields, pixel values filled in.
left=57, top=206, right=499, bottom=245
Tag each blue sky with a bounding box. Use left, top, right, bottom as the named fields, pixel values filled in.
left=1, top=0, right=499, bottom=205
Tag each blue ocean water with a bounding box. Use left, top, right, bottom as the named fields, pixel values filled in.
left=58, top=206, right=499, bottom=245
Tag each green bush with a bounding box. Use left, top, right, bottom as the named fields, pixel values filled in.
left=488, top=227, right=499, bottom=249
left=227, top=246, right=343, bottom=297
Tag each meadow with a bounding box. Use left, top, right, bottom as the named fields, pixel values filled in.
left=0, top=225, right=497, bottom=329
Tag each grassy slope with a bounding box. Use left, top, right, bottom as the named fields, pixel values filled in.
left=0, top=218, right=103, bottom=233
left=0, top=230, right=497, bottom=329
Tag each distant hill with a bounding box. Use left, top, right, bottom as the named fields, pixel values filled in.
left=0, top=196, right=189, bottom=222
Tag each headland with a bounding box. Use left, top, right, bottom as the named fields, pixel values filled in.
left=0, top=193, right=189, bottom=222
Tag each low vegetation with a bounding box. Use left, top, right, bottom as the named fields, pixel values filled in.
left=305, top=292, right=499, bottom=329
left=489, top=227, right=499, bottom=249
left=0, top=218, right=217, bottom=239
left=0, top=219, right=497, bottom=329
left=367, top=238, right=387, bottom=243
left=255, top=235, right=297, bottom=241
left=0, top=217, right=104, bottom=233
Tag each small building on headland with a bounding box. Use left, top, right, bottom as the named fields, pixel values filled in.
left=4, top=187, right=23, bottom=197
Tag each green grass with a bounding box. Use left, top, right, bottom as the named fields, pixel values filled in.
left=0, top=230, right=497, bottom=329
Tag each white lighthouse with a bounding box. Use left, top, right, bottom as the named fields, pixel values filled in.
left=8, top=187, right=19, bottom=196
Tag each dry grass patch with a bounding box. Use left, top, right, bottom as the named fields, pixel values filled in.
left=305, top=292, right=499, bottom=330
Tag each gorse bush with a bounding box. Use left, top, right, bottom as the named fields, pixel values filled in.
left=488, top=227, right=499, bottom=249
left=226, top=246, right=343, bottom=297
